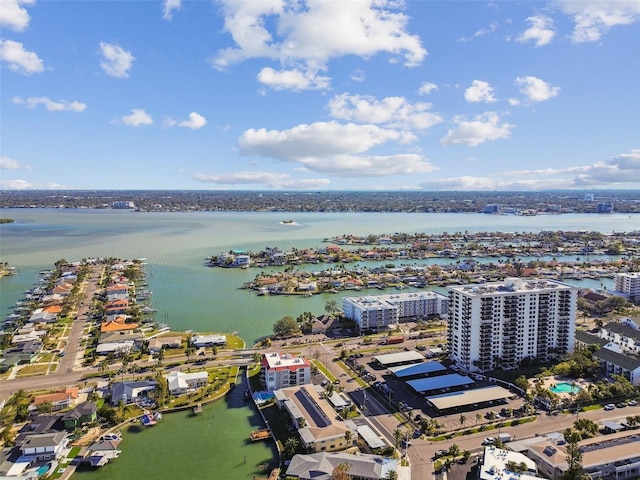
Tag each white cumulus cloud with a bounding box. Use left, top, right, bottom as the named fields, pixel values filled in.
left=179, top=112, right=207, bottom=129
left=517, top=15, right=555, bottom=47
left=120, top=109, right=153, bottom=127
left=193, top=171, right=330, bottom=189
left=162, top=0, right=181, bottom=20
left=0, top=0, right=34, bottom=32
left=440, top=112, right=513, bottom=147
left=99, top=42, right=135, bottom=78
left=328, top=93, right=442, bottom=131
left=515, top=76, right=560, bottom=102
left=464, top=80, right=497, bottom=103
left=257, top=67, right=330, bottom=91
left=238, top=121, right=436, bottom=177
left=0, top=39, right=43, bottom=74
left=556, top=0, right=640, bottom=42
left=1, top=156, right=31, bottom=170
left=12, top=96, right=87, bottom=112
left=213, top=0, right=426, bottom=90
left=418, top=82, right=438, bottom=96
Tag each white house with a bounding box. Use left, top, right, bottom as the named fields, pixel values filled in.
left=164, top=371, right=209, bottom=395
left=190, top=334, right=227, bottom=348
left=20, top=432, right=68, bottom=463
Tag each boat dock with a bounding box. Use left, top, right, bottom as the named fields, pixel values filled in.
left=193, top=404, right=203, bottom=415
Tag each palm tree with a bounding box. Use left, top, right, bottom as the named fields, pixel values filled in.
left=284, top=436, right=300, bottom=457
left=459, top=414, right=466, bottom=429
left=448, top=443, right=461, bottom=458
left=344, top=430, right=352, bottom=445
left=393, top=428, right=403, bottom=448
left=476, top=412, right=482, bottom=426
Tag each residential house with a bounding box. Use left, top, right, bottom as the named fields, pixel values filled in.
left=32, top=387, right=79, bottom=412
left=19, top=431, right=68, bottom=463
left=109, top=380, right=156, bottom=406
left=190, top=334, right=226, bottom=348
left=286, top=452, right=398, bottom=480
left=62, top=402, right=98, bottom=429
left=100, top=315, right=138, bottom=333
left=164, top=371, right=209, bottom=395
left=105, top=299, right=129, bottom=316
left=28, top=308, right=58, bottom=324
left=148, top=336, right=183, bottom=354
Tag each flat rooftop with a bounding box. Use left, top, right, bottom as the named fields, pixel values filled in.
left=407, top=373, right=475, bottom=393
left=425, top=385, right=513, bottom=410
left=373, top=351, right=424, bottom=367
left=449, top=278, right=574, bottom=297
left=262, top=351, right=310, bottom=370
left=389, top=361, right=446, bottom=378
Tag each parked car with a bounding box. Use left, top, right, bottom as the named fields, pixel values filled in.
left=616, top=402, right=627, bottom=408
left=604, top=404, right=615, bottom=411
left=482, top=437, right=496, bottom=445
left=433, top=449, right=448, bottom=459
left=627, top=400, right=638, bottom=406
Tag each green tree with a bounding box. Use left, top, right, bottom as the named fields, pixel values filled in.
left=284, top=436, right=300, bottom=457
left=459, top=414, right=466, bottom=429
left=560, top=429, right=590, bottom=480
left=273, top=316, right=300, bottom=337
left=393, top=428, right=404, bottom=448
left=448, top=443, right=461, bottom=458
left=325, top=300, right=340, bottom=316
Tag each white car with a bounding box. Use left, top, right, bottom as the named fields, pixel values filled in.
left=482, top=437, right=496, bottom=445
left=604, top=404, right=615, bottom=411
left=628, top=400, right=638, bottom=406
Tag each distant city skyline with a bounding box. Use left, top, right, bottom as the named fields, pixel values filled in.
left=1, top=0, right=639, bottom=191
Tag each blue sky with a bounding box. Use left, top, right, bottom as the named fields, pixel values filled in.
left=1, top=0, right=639, bottom=191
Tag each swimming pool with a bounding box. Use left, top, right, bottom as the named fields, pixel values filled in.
left=549, top=382, right=581, bottom=394
left=253, top=391, right=275, bottom=404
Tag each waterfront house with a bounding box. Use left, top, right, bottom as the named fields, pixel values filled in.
left=164, top=371, right=209, bottom=395
left=105, top=299, right=128, bottom=315
left=286, top=452, right=398, bottom=480
left=148, top=335, right=183, bottom=353
left=28, top=308, right=58, bottom=324
left=109, top=380, right=156, bottom=406
left=100, top=315, right=138, bottom=333
left=190, top=334, right=227, bottom=348
left=19, top=431, right=68, bottom=463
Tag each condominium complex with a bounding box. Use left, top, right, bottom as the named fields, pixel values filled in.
left=614, top=272, right=640, bottom=300
left=448, top=278, right=577, bottom=373
left=342, top=291, right=448, bottom=333
left=260, top=352, right=311, bottom=391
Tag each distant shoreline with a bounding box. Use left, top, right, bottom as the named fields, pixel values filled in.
left=1, top=190, right=638, bottom=214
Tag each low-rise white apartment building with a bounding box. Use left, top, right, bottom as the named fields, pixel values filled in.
left=260, top=352, right=311, bottom=391
left=342, top=291, right=448, bottom=333
left=614, top=272, right=640, bottom=300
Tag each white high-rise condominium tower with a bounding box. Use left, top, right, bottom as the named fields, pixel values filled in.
left=447, top=278, right=577, bottom=373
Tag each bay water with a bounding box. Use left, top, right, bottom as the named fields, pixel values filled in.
left=1, top=208, right=638, bottom=479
